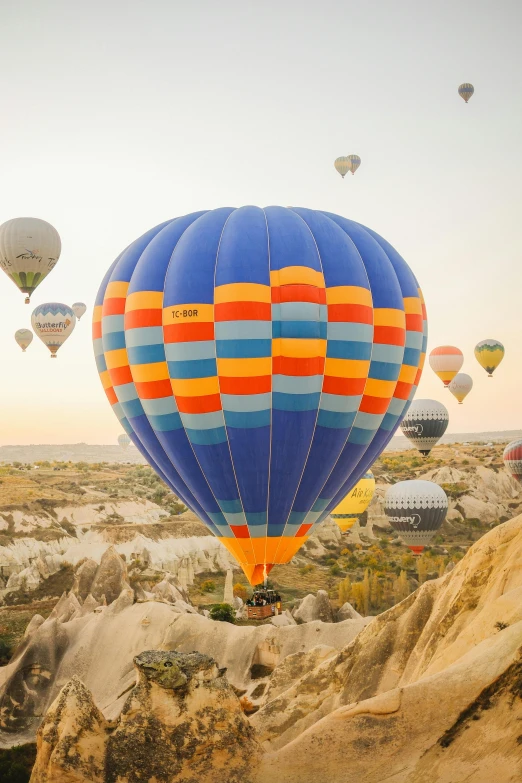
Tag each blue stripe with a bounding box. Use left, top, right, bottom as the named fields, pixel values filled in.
left=216, top=339, right=271, bottom=358
left=181, top=411, right=225, bottom=430
left=125, top=326, right=164, bottom=347
left=103, top=331, right=126, bottom=351
left=327, top=340, right=372, bottom=360
left=128, top=344, right=165, bottom=365
left=221, top=392, right=271, bottom=412
left=368, top=360, right=401, bottom=381
left=273, top=374, right=323, bottom=393
left=215, top=320, right=272, bottom=340
left=168, top=358, right=217, bottom=379
left=273, top=320, right=327, bottom=339
left=403, top=347, right=420, bottom=365
left=123, top=398, right=145, bottom=419
left=149, top=413, right=183, bottom=431
left=316, top=410, right=356, bottom=429
left=185, top=426, right=228, bottom=445
left=165, top=341, right=215, bottom=361
left=224, top=409, right=271, bottom=428
left=272, top=391, right=320, bottom=411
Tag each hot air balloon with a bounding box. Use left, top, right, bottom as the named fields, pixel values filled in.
left=503, top=439, right=522, bottom=484
left=429, top=346, right=463, bottom=387
left=72, top=302, right=87, bottom=321
left=0, top=218, right=61, bottom=304
left=31, top=303, right=76, bottom=358
left=449, top=372, right=472, bottom=404
left=331, top=471, right=375, bottom=532
left=118, top=433, right=131, bottom=450
left=14, top=328, right=33, bottom=352
left=475, top=339, right=504, bottom=377
left=458, top=83, right=474, bottom=103
left=384, top=480, right=448, bottom=555
left=334, top=157, right=350, bottom=178
left=93, top=206, right=426, bottom=584
left=400, top=399, right=449, bottom=456
left=347, top=154, right=361, bottom=175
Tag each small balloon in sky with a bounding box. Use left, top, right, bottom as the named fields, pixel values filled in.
left=347, top=154, right=361, bottom=175
left=334, top=157, right=350, bottom=178
left=31, top=303, right=76, bottom=358
left=448, top=372, right=473, bottom=404
left=14, top=328, right=33, bottom=353
left=72, top=302, right=87, bottom=321
left=0, top=217, right=61, bottom=304
left=458, top=83, right=474, bottom=103
left=384, top=480, right=448, bottom=555
left=118, top=433, right=131, bottom=450
left=429, top=346, right=463, bottom=388
left=474, top=339, right=504, bottom=377
left=400, top=398, right=449, bottom=456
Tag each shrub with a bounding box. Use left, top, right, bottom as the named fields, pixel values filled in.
left=0, top=743, right=37, bottom=783
left=0, top=636, right=13, bottom=665
left=299, top=564, right=315, bottom=575
left=233, top=583, right=248, bottom=601
left=209, top=603, right=235, bottom=623
left=201, top=579, right=216, bottom=593
left=329, top=564, right=342, bottom=576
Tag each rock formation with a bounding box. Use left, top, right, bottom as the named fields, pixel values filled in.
left=292, top=589, right=335, bottom=623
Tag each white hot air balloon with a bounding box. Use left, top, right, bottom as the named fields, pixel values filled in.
left=14, top=328, right=33, bottom=352
left=400, top=399, right=449, bottom=456
left=31, top=303, right=76, bottom=358
left=384, top=480, right=448, bottom=555
left=0, top=218, right=61, bottom=304
left=448, top=372, right=473, bottom=404
left=118, top=433, right=131, bottom=450
left=72, top=302, right=87, bottom=321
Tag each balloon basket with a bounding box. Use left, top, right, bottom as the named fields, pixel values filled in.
left=25, top=297, right=30, bottom=304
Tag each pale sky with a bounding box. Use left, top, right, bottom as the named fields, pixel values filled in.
left=1, top=0, right=521, bottom=445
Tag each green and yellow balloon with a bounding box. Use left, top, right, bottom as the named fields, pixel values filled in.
left=475, top=339, right=504, bottom=377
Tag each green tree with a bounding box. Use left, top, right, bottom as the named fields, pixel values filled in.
left=209, top=603, right=235, bottom=623
left=200, top=580, right=216, bottom=593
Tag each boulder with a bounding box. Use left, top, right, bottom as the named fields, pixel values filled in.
left=71, top=557, right=98, bottom=600
left=270, top=610, right=297, bottom=627
left=336, top=601, right=362, bottom=621
left=456, top=495, right=500, bottom=524
left=293, top=590, right=334, bottom=624
left=90, top=546, right=128, bottom=605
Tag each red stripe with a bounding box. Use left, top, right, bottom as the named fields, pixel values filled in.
left=359, top=395, right=390, bottom=414
left=175, top=393, right=222, bottom=414
left=103, top=298, right=125, bottom=316
left=230, top=525, right=250, bottom=539
left=134, top=379, right=172, bottom=399
left=296, top=523, right=313, bottom=537
left=214, top=302, right=271, bottom=321
left=164, top=322, right=215, bottom=343
left=405, top=313, right=423, bottom=332
left=373, top=325, right=405, bottom=346
left=110, top=365, right=133, bottom=386
left=273, top=356, right=325, bottom=376
left=414, top=368, right=423, bottom=386
left=394, top=381, right=413, bottom=400
left=272, top=285, right=326, bottom=305
left=92, top=322, right=102, bottom=339
left=105, top=388, right=118, bottom=405
left=328, top=304, right=373, bottom=324
left=219, top=375, right=272, bottom=394
left=125, top=309, right=162, bottom=329
left=506, top=446, right=522, bottom=460
left=421, top=304, right=427, bottom=319
left=322, top=376, right=366, bottom=396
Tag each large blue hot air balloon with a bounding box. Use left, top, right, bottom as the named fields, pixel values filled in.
left=93, top=207, right=427, bottom=583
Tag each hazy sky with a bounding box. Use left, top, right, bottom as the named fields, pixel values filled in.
left=1, top=0, right=521, bottom=445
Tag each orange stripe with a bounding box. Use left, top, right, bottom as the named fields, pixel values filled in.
left=327, top=304, right=373, bottom=323
left=105, top=388, right=118, bottom=405
left=103, top=298, right=125, bottom=316
left=175, top=393, right=222, bottom=414
left=405, top=313, right=423, bottom=332
left=272, top=356, right=325, bottom=376
left=430, top=346, right=462, bottom=355
left=125, top=309, right=163, bottom=329
left=271, top=285, right=326, bottom=304
left=394, top=380, right=413, bottom=400
left=92, top=322, right=102, bottom=339
left=110, top=365, right=133, bottom=386
left=214, top=301, right=271, bottom=321
left=164, top=322, right=215, bottom=343
left=359, top=395, right=390, bottom=414
left=134, top=379, right=173, bottom=399
left=219, top=375, right=272, bottom=394
left=373, top=325, right=405, bottom=346
left=322, top=376, right=366, bottom=396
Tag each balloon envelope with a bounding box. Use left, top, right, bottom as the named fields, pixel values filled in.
left=118, top=433, right=131, bottom=450
left=475, top=339, right=504, bottom=377
left=14, top=328, right=33, bottom=352
left=93, top=206, right=427, bottom=584
left=334, top=157, right=350, bottom=178
left=503, top=439, right=522, bottom=484
left=347, top=154, right=361, bottom=175
left=31, top=303, right=76, bottom=357
left=0, top=218, right=61, bottom=303
left=458, top=83, right=474, bottom=103
left=400, top=398, right=449, bottom=456
left=429, top=346, right=463, bottom=387
left=72, top=302, right=87, bottom=321
left=331, top=471, right=375, bottom=532
left=449, top=372, right=472, bottom=404
left=384, top=479, right=448, bottom=554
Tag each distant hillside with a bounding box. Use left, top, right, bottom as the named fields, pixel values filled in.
left=1, top=430, right=520, bottom=464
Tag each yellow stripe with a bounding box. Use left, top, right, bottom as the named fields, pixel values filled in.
left=373, top=308, right=405, bottom=327
left=398, top=364, right=418, bottom=383
left=105, top=281, right=129, bottom=299
left=325, top=286, right=372, bottom=306
left=126, top=291, right=163, bottom=311
left=131, top=362, right=170, bottom=382
left=162, top=304, right=214, bottom=325
left=324, top=358, right=370, bottom=377
left=92, top=305, right=103, bottom=323
left=270, top=266, right=324, bottom=288
left=403, top=297, right=422, bottom=314
left=100, top=370, right=112, bottom=390
left=214, top=283, right=271, bottom=304
left=437, top=371, right=456, bottom=382
left=171, top=376, right=219, bottom=396
left=272, top=338, right=326, bottom=358
left=217, top=357, right=272, bottom=377
left=105, top=349, right=129, bottom=370
left=364, top=378, right=396, bottom=397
